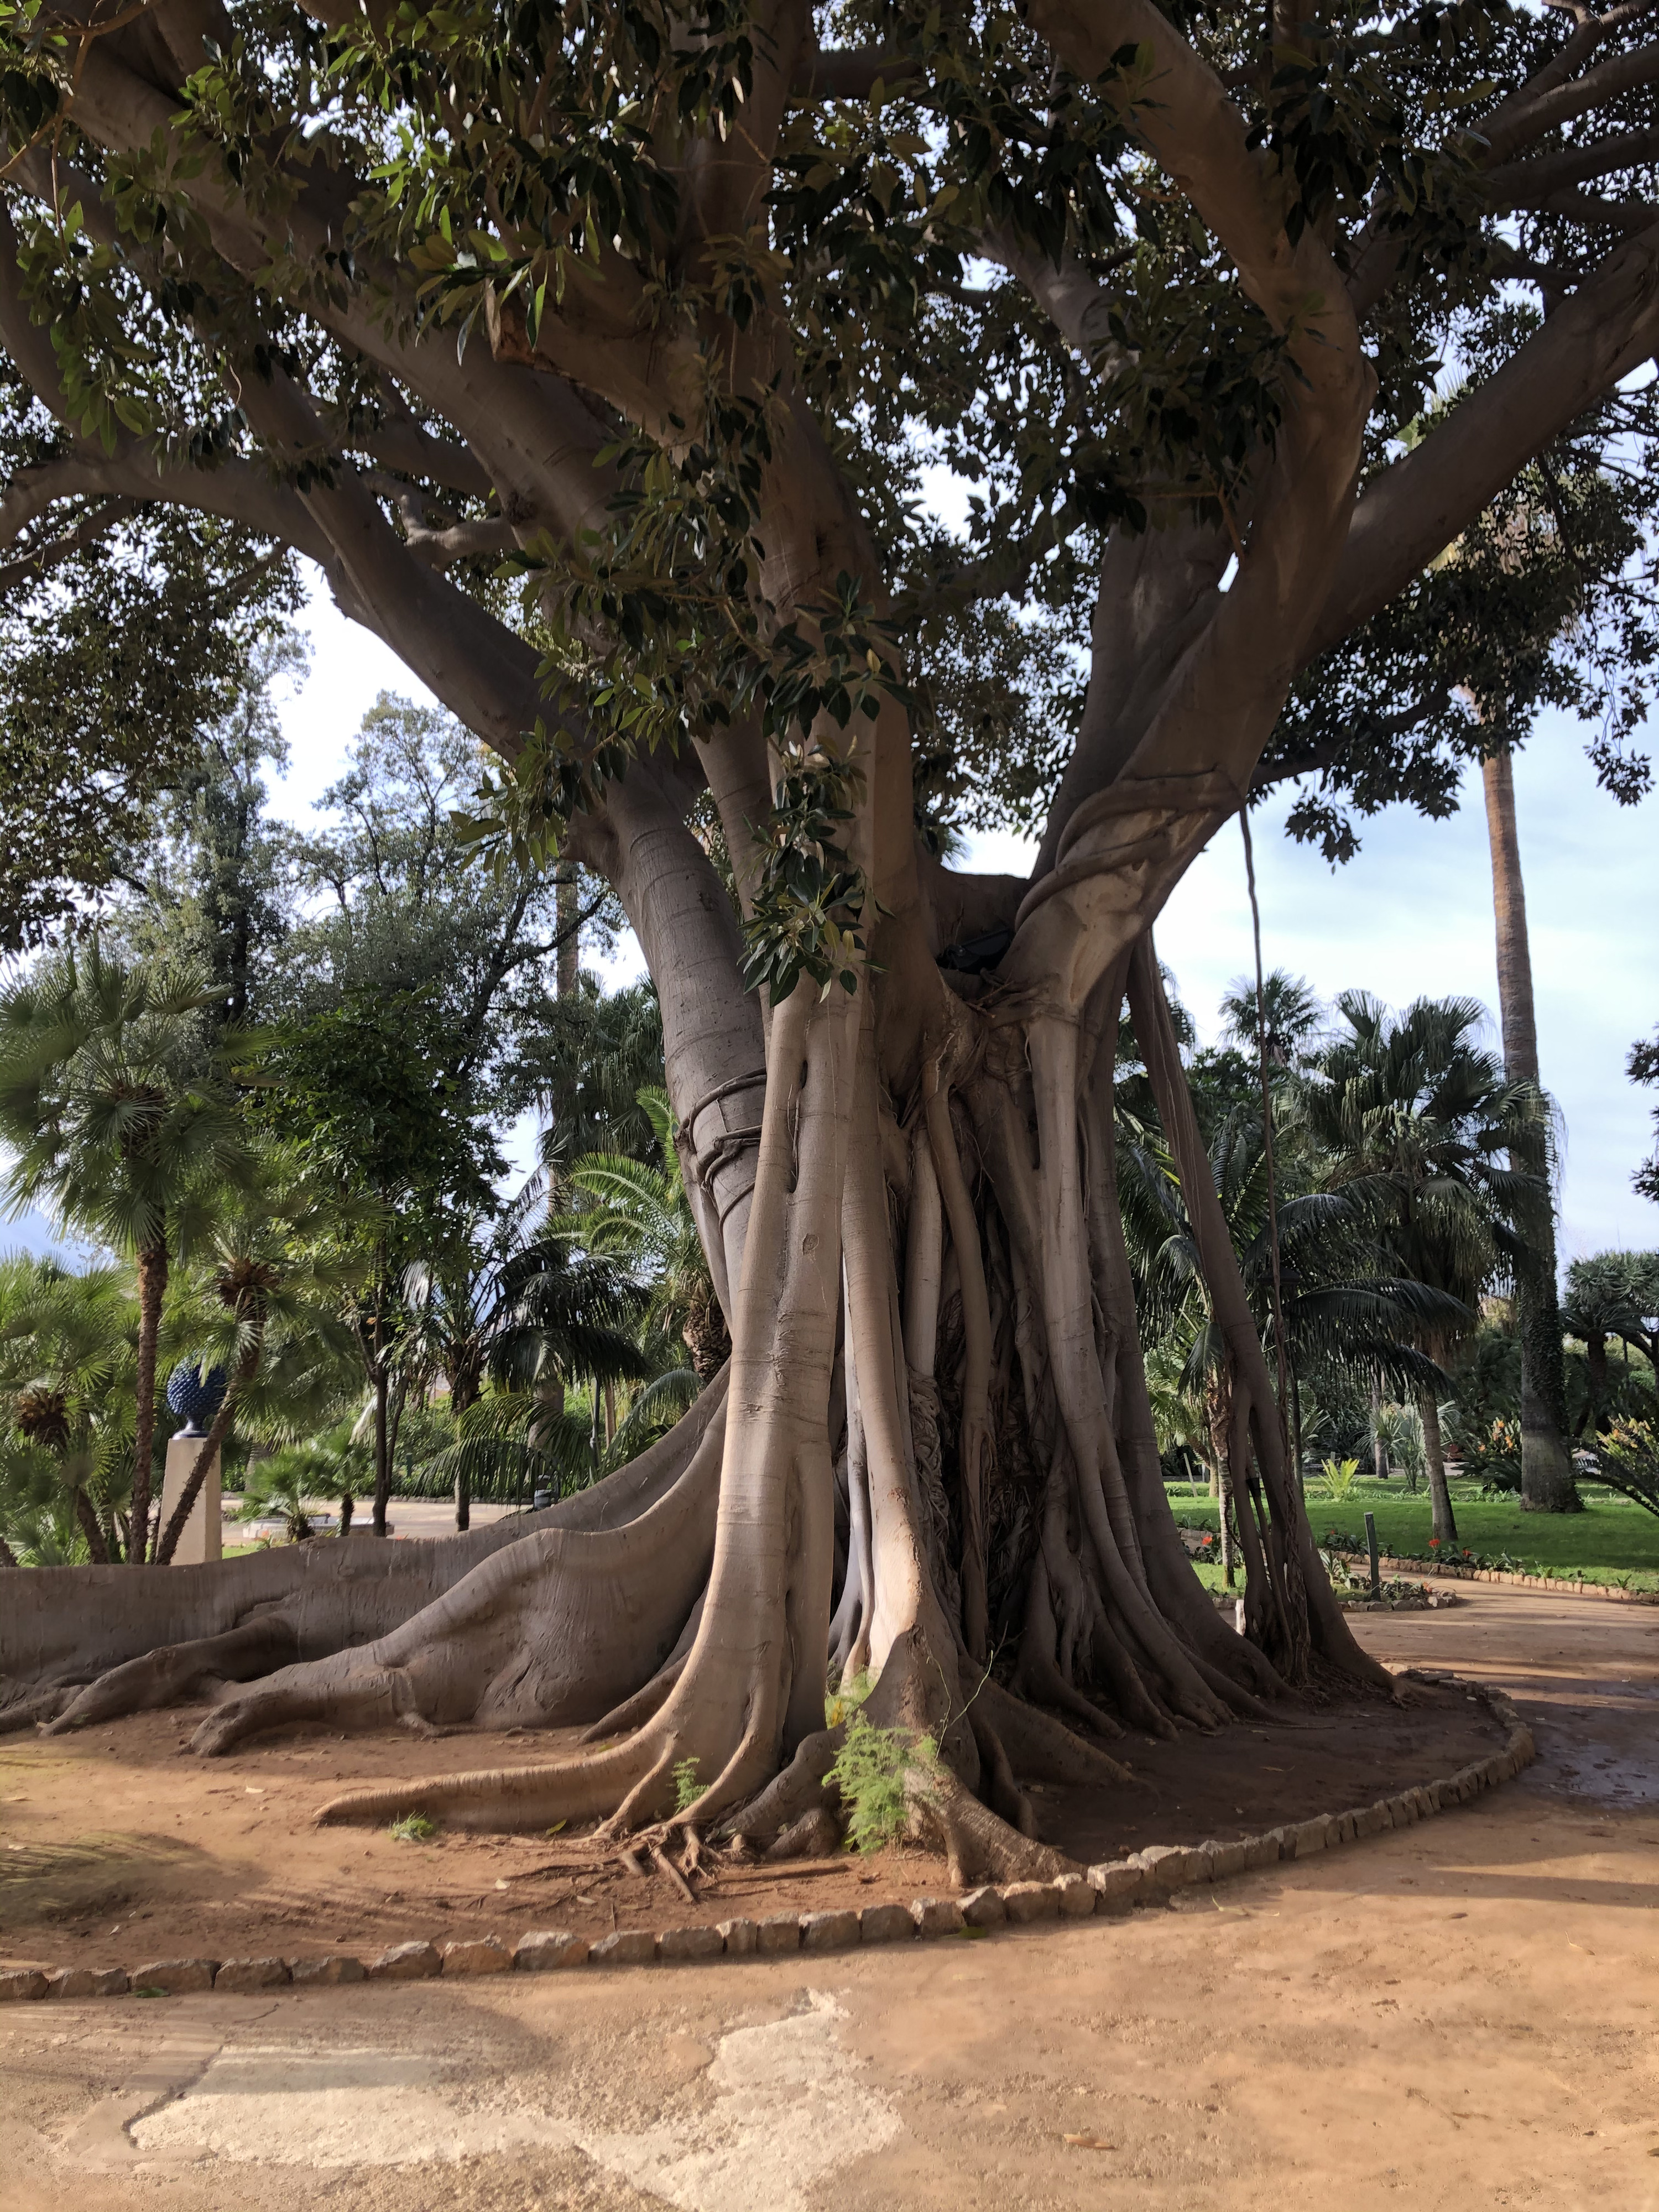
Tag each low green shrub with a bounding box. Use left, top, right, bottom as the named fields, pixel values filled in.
left=824, top=1710, right=936, bottom=1853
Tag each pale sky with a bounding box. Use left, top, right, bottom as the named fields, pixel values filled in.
left=10, top=566, right=1658, bottom=1267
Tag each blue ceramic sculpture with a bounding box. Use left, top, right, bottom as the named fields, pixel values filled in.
left=166, top=1360, right=228, bottom=1438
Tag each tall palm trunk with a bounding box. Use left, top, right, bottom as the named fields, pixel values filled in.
left=1580, top=1328, right=1609, bottom=1439
left=450, top=1364, right=480, bottom=1533
left=1480, top=747, right=1579, bottom=1512
left=129, top=1240, right=167, bottom=1563
left=73, top=1489, right=111, bottom=1563
left=1419, top=1385, right=1458, bottom=1547
left=372, top=1359, right=392, bottom=1537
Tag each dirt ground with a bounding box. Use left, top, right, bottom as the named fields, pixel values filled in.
left=1, top=1578, right=1656, bottom=2211
left=0, top=1664, right=1501, bottom=1965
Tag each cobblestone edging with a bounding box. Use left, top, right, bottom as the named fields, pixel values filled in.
left=0, top=1674, right=1532, bottom=2005
left=1331, top=1550, right=1659, bottom=1605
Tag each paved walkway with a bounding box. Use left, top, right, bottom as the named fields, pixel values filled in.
left=3, top=1582, right=1655, bottom=2211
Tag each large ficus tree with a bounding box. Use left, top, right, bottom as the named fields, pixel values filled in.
left=4, top=0, right=1657, bottom=1865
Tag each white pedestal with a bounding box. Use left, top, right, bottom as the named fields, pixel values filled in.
left=158, top=1432, right=222, bottom=1564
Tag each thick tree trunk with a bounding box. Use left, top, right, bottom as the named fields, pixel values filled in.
left=1420, top=1387, right=1458, bottom=1547
left=1582, top=1332, right=1609, bottom=1438
left=0, top=109, right=1385, bottom=1845
left=556, top=870, right=579, bottom=998
left=129, top=1241, right=167, bottom=1565
left=1481, top=746, right=1578, bottom=1513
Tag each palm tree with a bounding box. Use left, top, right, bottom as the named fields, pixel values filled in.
left=236, top=1425, right=370, bottom=1542
left=1122, top=1099, right=1452, bottom=1579
left=0, top=943, right=255, bottom=1559
left=531, top=982, right=666, bottom=1187
left=1561, top=1251, right=1659, bottom=1438
left=400, top=1174, right=651, bottom=1527
left=558, top=1089, right=729, bottom=1383
left=1218, top=969, right=1324, bottom=1068
left=1370, top=1400, right=1427, bottom=1494
left=0, top=1255, right=138, bottom=1564
left=152, top=1147, right=363, bottom=1562
left=1478, top=744, right=1578, bottom=1511
left=1286, top=993, right=1551, bottom=1545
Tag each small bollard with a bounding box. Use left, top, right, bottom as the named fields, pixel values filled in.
left=1364, top=1510, right=1381, bottom=1598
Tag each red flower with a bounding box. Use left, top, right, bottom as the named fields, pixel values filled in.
left=1430, top=1537, right=1441, bottom=1548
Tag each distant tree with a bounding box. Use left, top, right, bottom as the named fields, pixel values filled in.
left=0, top=1254, right=135, bottom=1564
left=275, top=695, right=613, bottom=1126
left=0, top=945, right=255, bottom=1557
left=264, top=990, right=502, bottom=1536
left=400, top=1176, right=650, bottom=1529
left=153, top=1147, right=364, bottom=1563
left=530, top=980, right=666, bottom=1184
left=1631, top=1032, right=1659, bottom=1206
left=1562, top=1253, right=1653, bottom=1438
left=1122, top=1097, right=1452, bottom=1588
left=1288, top=995, right=1552, bottom=1543
left=560, top=1088, right=731, bottom=1385
left=242, top=1423, right=372, bottom=1542
left=108, top=632, right=306, bottom=1027
left=1219, top=971, right=1326, bottom=1070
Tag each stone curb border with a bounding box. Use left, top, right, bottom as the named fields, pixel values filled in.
left=1331, top=1549, right=1659, bottom=1606
left=0, top=1674, right=1532, bottom=2005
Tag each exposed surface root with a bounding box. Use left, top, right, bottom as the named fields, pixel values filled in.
left=193, top=1408, right=724, bottom=1762
left=0, top=1684, right=77, bottom=1734
left=45, top=1615, right=300, bottom=1734
left=975, top=1674, right=1134, bottom=1789
left=0, top=1373, right=729, bottom=1720
left=720, top=1728, right=844, bottom=1848
left=905, top=1762, right=1077, bottom=1888
left=765, top=1804, right=843, bottom=1860
left=968, top=1707, right=1040, bottom=1838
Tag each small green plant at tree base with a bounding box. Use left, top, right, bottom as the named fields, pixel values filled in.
left=823, top=1667, right=874, bottom=1730
left=389, top=1812, right=437, bottom=1843
left=824, top=1711, right=937, bottom=1852
left=1320, top=1457, right=1361, bottom=1503
left=672, top=1757, right=705, bottom=1814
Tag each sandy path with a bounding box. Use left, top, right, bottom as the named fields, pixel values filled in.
left=2, top=1579, right=1655, bottom=2212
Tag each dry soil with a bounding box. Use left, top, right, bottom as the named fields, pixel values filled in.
left=0, top=1577, right=1654, bottom=2211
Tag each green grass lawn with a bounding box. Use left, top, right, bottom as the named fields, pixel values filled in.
left=1167, top=1480, right=1659, bottom=1590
